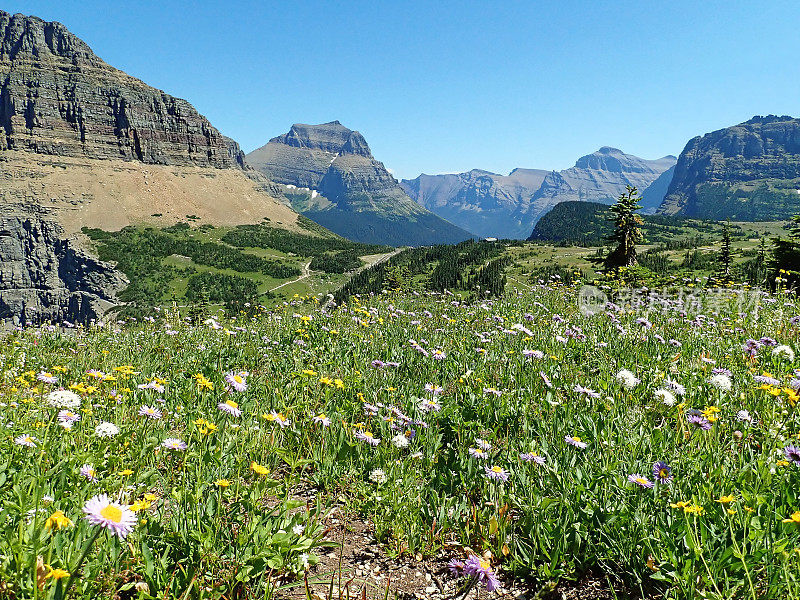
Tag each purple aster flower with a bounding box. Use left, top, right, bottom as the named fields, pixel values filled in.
left=628, top=473, right=654, bottom=488
left=475, top=438, right=492, bottom=451
left=784, top=445, right=800, bottom=466
left=218, top=399, right=242, bottom=417
left=469, top=447, right=488, bottom=459
left=540, top=372, right=552, bottom=388
left=424, top=383, right=443, bottom=396
left=743, top=339, right=761, bottom=357
left=80, top=464, right=99, bottom=483
left=162, top=438, right=188, bottom=451
left=57, top=409, right=80, bottom=428
left=138, top=405, right=163, bottom=420
left=14, top=434, right=38, bottom=448
left=687, top=414, right=712, bottom=431
left=354, top=430, right=380, bottom=446
left=484, top=465, right=510, bottom=482
left=363, top=402, right=380, bottom=416
left=419, top=398, right=442, bottom=413
left=573, top=384, right=600, bottom=399
left=37, top=371, right=58, bottom=385
left=448, top=559, right=465, bottom=575
left=760, top=337, right=777, bottom=347
left=754, top=374, right=781, bottom=386
left=83, top=494, right=137, bottom=540
left=463, top=555, right=500, bottom=591
left=652, top=461, right=673, bottom=484
left=370, top=360, right=386, bottom=369
left=711, top=368, right=732, bottom=377
left=520, top=452, right=546, bottom=465
left=224, top=371, right=248, bottom=392
left=565, top=435, right=588, bottom=449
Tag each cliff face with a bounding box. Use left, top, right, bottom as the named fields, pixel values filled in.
left=657, top=115, right=800, bottom=220
left=246, top=121, right=474, bottom=246
left=0, top=206, right=127, bottom=325
left=401, top=169, right=549, bottom=239
left=0, top=10, right=235, bottom=167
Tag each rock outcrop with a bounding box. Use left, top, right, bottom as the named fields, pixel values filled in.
left=246, top=121, right=474, bottom=246
left=401, top=168, right=549, bottom=239
left=657, top=115, right=800, bottom=220
left=0, top=205, right=127, bottom=325
left=0, top=10, right=235, bottom=167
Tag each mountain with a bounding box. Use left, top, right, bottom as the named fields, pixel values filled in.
left=657, top=115, right=800, bottom=220
left=246, top=121, right=474, bottom=246
left=0, top=10, right=301, bottom=323
left=528, top=148, right=676, bottom=221
left=401, top=148, right=676, bottom=239
left=400, top=168, right=549, bottom=239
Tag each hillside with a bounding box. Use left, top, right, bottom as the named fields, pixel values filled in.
left=528, top=200, right=731, bottom=246
left=658, top=115, right=800, bottom=220
left=0, top=10, right=304, bottom=323
left=246, top=121, right=474, bottom=246
left=401, top=148, right=676, bottom=240
left=0, top=10, right=298, bottom=233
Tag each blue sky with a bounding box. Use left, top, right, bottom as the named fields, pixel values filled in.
left=7, top=1, right=800, bottom=179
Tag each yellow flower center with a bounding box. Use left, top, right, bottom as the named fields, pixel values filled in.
left=100, top=505, right=123, bottom=523
left=225, top=400, right=238, bottom=409
left=479, top=559, right=490, bottom=570
left=491, top=466, right=503, bottom=473
left=234, top=375, right=243, bottom=384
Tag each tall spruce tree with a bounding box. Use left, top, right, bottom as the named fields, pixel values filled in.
left=604, top=186, right=644, bottom=269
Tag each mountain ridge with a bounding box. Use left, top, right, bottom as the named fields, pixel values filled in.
left=401, top=148, right=676, bottom=239
left=246, top=121, right=474, bottom=246
left=657, top=114, right=800, bottom=220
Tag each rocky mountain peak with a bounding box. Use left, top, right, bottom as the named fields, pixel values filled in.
left=658, top=115, right=800, bottom=219
left=269, top=121, right=372, bottom=157
left=0, top=10, right=99, bottom=63
left=0, top=9, right=239, bottom=168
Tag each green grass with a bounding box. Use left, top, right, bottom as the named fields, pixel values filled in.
left=82, top=223, right=393, bottom=314
left=2, top=282, right=800, bottom=599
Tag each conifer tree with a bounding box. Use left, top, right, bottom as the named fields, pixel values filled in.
left=604, top=186, right=644, bottom=269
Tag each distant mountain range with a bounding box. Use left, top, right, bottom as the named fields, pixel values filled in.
left=658, top=115, right=800, bottom=220
left=246, top=122, right=473, bottom=246
left=401, top=148, right=677, bottom=239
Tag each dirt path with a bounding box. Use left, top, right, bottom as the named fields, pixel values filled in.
left=266, top=249, right=401, bottom=297
left=267, top=261, right=312, bottom=293
left=354, top=248, right=403, bottom=275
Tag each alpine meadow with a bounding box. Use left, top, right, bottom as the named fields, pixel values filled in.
left=4, top=3, right=800, bottom=600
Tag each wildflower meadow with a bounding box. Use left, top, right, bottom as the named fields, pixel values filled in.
left=2, top=283, right=800, bottom=599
